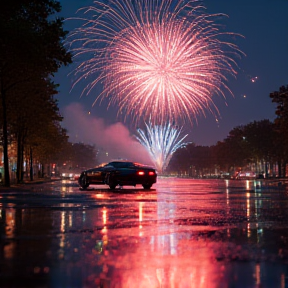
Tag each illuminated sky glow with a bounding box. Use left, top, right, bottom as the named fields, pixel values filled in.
left=67, top=0, right=243, bottom=125
left=136, top=122, right=188, bottom=172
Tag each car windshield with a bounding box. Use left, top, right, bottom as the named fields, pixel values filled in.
left=93, top=163, right=108, bottom=168
left=133, top=163, right=149, bottom=168
left=108, top=162, right=135, bottom=168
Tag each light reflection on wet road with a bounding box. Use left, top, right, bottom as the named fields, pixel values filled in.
left=1, top=178, right=288, bottom=287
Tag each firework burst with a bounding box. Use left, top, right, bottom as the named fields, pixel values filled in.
left=68, top=0, right=243, bottom=124
left=136, top=122, right=188, bottom=172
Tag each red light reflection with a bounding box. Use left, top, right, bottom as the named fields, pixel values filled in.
left=84, top=199, right=221, bottom=287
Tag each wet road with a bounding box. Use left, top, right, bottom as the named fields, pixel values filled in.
left=1, top=177, right=288, bottom=288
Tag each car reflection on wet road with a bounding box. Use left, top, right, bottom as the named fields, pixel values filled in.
left=1, top=178, right=288, bottom=287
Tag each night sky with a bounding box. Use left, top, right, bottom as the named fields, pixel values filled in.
left=54, top=0, right=288, bottom=163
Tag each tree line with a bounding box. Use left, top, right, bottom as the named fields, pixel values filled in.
left=0, top=1, right=97, bottom=186
left=167, top=85, right=288, bottom=178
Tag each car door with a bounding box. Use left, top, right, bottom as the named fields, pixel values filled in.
left=89, top=168, right=104, bottom=183
left=85, top=165, right=107, bottom=184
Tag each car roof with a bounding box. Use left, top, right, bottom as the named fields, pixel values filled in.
left=93, top=161, right=155, bottom=169
left=107, top=161, right=134, bottom=167
left=108, top=161, right=154, bottom=168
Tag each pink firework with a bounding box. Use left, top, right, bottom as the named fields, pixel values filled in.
left=68, top=0, right=243, bottom=124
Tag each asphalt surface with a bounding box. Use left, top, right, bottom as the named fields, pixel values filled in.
left=1, top=177, right=288, bottom=288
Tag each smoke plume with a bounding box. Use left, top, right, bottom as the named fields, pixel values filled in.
left=62, top=103, right=153, bottom=165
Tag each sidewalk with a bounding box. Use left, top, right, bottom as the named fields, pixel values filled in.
left=0, top=177, right=61, bottom=193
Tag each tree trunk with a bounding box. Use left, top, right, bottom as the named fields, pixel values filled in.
left=30, top=146, right=33, bottom=181
left=20, top=142, right=25, bottom=182
left=278, top=160, right=282, bottom=178
left=16, top=133, right=24, bottom=183
left=16, top=135, right=21, bottom=183
left=1, top=86, right=10, bottom=187
left=265, top=161, right=268, bottom=178
left=41, top=163, right=45, bottom=178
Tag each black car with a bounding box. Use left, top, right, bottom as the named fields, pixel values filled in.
left=78, top=161, right=157, bottom=190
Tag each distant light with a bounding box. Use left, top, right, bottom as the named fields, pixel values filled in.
left=251, top=76, right=258, bottom=83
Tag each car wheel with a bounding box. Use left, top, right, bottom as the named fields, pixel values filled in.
left=106, top=172, right=117, bottom=189
left=143, top=184, right=152, bottom=189
left=109, top=184, right=117, bottom=189
left=79, top=174, right=89, bottom=189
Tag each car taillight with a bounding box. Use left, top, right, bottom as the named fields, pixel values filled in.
left=138, top=171, right=145, bottom=175
left=148, top=171, right=155, bottom=176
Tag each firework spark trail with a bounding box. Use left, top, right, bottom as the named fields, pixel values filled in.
left=68, top=0, right=243, bottom=124
left=136, top=122, right=188, bottom=172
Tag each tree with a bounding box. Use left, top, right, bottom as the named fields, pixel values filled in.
left=167, top=143, right=194, bottom=175
left=33, top=122, right=69, bottom=179
left=189, top=146, right=213, bottom=177
left=270, top=85, right=288, bottom=177
left=7, top=77, right=65, bottom=182
left=167, top=143, right=216, bottom=177
left=69, top=143, right=98, bottom=169
left=0, top=0, right=72, bottom=186
left=218, top=126, right=251, bottom=172
left=243, top=120, right=276, bottom=177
